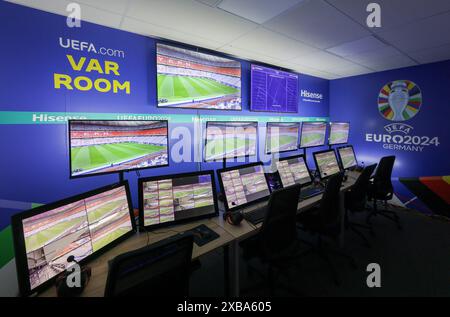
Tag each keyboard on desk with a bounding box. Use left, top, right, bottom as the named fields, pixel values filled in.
left=300, top=187, right=324, bottom=200
left=243, top=204, right=268, bottom=225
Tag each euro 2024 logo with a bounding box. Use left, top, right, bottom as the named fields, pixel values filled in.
left=366, top=80, right=439, bottom=152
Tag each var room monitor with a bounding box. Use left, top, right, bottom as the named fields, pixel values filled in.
left=204, top=121, right=258, bottom=161
left=11, top=182, right=136, bottom=296
left=329, top=122, right=350, bottom=145
left=217, top=162, right=271, bottom=212
left=69, top=120, right=169, bottom=178
left=139, top=170, right=219, bottom=230
left=265, top=122, right=300, bottom=154
left=313, top=150, right=342, bottom=180
left=300, top=122, right=327, bottom=148
left=276, top=154, right=313, bottom=188
left=156, top=43, right=242, bottom=110
left=337, top=145, right=358, bottom=170
left=250, top=64, right=299, bottom=113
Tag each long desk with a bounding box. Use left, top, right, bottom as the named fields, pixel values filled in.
left=38, top=171, right=359, bottom=297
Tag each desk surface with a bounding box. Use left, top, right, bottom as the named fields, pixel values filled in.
left=39, top=219, right=234, bottom=297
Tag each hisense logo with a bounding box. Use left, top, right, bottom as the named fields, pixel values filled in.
left=301, top=90, right=323, bottom=101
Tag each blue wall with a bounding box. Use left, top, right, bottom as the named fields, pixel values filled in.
left=330, top=60, right=450, bottom=208
left=0, top=2, right=330, bottom=232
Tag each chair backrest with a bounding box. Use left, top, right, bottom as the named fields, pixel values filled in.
left=104, top=234, right=193, bottom=297
left=348, top=164, right=378, bottom=209
left=373, top=156, right=396, bottom=199
left=317, top=172, right=345, bottom=226
left=259, top=184, right=301, bottom=259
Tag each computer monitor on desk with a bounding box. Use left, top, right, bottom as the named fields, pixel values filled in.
left=337, top=145, right=357, bottom=170
left=217, top=162, right=271, bottom=212
left=313, top=150, right=342, bottom=180
left=275, top=155, right=313, bottom=188
left=139, top=170, right=219, bottom=230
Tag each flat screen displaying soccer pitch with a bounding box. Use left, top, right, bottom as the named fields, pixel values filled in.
left=300, top=122, right=327, bottom=148
left=141, top=172, right=217, bottom=228
left=314, top=150, right=341, bottom=180
left=13, top=184, right=134, bottom=293
left=205, top=122, right=258, bottom=161
left=157, top=43, right=242, bottom=110
left=329, top=122, right=350, bottom=145
left=338, top=146, right=357, bottom=169
left=69, top=120, right=168, bottom=177
left=265, top=122, right=300, bottom=154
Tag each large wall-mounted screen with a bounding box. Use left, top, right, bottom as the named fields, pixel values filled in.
left=300, top=122, right=327, bottom=148
left=250, top=64, right=298, bottom=113
left=204, top=121, right=258, bottom=161
left=157, top=43, right=242, bottom=110
left=11, top=182, right=135, bottom=296
left=69, top=120, right=169, bottom=178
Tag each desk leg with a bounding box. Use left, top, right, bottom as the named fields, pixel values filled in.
left=229, top=240, right=240, bottom=297
left=223, top=245, right=230, bottom=297
left=339, top=191, right=346, bottom=248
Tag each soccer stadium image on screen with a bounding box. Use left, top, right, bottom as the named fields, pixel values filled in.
left=265, top=122, right=299, bottom=154
left=251, top=65, right=298, bottom=113
left=314, top=151, right=341, bottom=179
left=329, top=122, right=350, bottom=145
left=205, top=122, right=258, bottom=161
left=300, top=122, right=327, bottom=148
left=21, top=186, right=133, bottom=291
left=338, top=146, right=357, bottom=169
left=142, top=174, right=215, bottom=227
left=157, top=43, right=242, bottom=110
left=70, top=120, right=168, bottom=177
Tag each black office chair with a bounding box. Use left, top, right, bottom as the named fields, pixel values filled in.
left=367, top=156, right=402, bottom=229
left=241, top=184, right=303, bottom=296
left=104, top=234, right=194, bottom=297
left=344, top=164, right=378, bottom=247
left=297, top=172, right=356, bottom=286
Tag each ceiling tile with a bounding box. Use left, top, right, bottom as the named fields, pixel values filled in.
left=126, top=0, right=258, bottom=45
left=218, top=0, right=305, bottom=24
left=227, top=27, right=319, bottom=61
left=409, top=44, right=450, bottom=64
left=121, top=17, right=223, bottom=50
left=291, top=51, right=358, bottom=71
left=326, top=0, right=450, bottom=32
left=326, top=36, right=387, bottom=57
left=195, top=0, right=222, bottom=7
left=264, top=0, right=371, bottom=49
left=328, top=63, right=373, bottom=77
left=367, top=54, right=418, bottom=72
left=376, top=11, right=450, bottom=52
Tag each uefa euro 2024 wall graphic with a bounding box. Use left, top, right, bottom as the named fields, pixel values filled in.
left=378, top=80, right=422, bottom=122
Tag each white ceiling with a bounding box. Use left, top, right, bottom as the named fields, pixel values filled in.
left=6, top=0, right=450, bottom=79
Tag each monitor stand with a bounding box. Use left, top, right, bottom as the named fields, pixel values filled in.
left=119, top=171, right=125, bottom=183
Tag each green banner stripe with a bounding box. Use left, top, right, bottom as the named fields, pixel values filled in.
left=0, top=111, right=328, bottom=125
left=0, top=226, right=14, bottom=269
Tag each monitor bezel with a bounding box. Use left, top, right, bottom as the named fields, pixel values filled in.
left=11, top=181, right=136, bottom=297
left=68, top=119, right=170, bottom=179
left=328, top=121, right=350, bottom=146
left=265, top=122, right=300, bottom=155
left=299, top=121, right=328, bottom=149
left=336, top=145, right=358, bottom=170
left=249, top=63, right=299, bottom=114
left=155, top=41, right=243, bottom=111
left=312, top=149, right=342, bottom=180
left=217, top=162, right=271, bottom=212
left=276, top=154, right=313, bottom=188
left=204, top=121, right=259, bottom=162
left=138, top=170, right=219, bottom=232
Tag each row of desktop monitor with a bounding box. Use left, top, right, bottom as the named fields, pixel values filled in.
left=69, top=120, right=349, bottom=178
left=12, top=145, right=357, bottom=296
